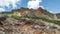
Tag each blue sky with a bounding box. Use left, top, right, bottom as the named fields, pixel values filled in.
left=41, top=0, right=60, bottom=13
left=0, top=0, right=60, bottom=13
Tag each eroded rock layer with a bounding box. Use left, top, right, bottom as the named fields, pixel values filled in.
left=0, top=17, right=60, bottom=34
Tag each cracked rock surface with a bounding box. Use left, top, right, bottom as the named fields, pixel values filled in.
left=0, top=17, right=60, bottom=34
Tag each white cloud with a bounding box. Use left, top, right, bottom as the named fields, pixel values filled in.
left=0, top=0, right=20, bottom=7
left=27, top=0, right=42, bottom=9
left=0, top=8, right=5, bottom=12
left=49, top=10, right=56, bottom=14
left=0, top=0, right=21, bottom=12
left=40, top=6, right=44, bottom=9
left=49, top=11, right=58, bottom=14
left=58, top=11, right=60, bottom=13
left=49, top=11, right=54, bottom=13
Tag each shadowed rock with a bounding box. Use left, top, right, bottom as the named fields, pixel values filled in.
left=0, top=17, right=6, bottom=25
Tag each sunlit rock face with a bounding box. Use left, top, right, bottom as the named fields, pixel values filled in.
left=11, top=7, right=53, bottom=19
left=0, top=17, right=60, bottom=34
left=36, top=7, right=44, bottom=14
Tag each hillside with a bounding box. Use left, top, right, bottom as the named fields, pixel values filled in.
left=0, top=7, right=60, bottom=25
left=11, top=7, right=54, bottom=19
left=1, top=7, right=54, bottom=19
left=56, top=13, right=60, bottom=19
left=0, top=7, right=60, bottom=34
left=0, top=17, right=60, bottom=34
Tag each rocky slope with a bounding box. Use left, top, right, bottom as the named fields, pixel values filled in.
left=20, top=7, right=54, bottom=19
left=0, top=7, right=60, bottom=34
left=0, top=17, right=60, bottom=34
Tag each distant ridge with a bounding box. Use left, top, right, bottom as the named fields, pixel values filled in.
left=1, top=7, right=60, bottom=20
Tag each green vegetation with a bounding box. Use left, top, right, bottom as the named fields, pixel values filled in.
left=22, top=15, right=60, bottom=25
left=3, top=13, right=60, bottom=25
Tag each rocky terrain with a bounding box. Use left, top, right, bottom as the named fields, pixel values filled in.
left=0, top=17, right=60, bottom=34
left=0, top=7, right=60, bottom=34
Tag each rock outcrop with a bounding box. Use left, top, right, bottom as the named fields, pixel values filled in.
left=0, top=17, right=60, bottom=34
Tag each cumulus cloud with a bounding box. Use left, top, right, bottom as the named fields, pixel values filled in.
left=27, top=0, right=42, bottom=9
left=0, top=8, right=5, bottom=12
left=0, top=0, right=21, bottom=12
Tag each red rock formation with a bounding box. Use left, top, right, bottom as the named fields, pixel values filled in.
left=35, top=7, right=44, bottom=14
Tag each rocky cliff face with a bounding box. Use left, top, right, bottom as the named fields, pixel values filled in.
left=35, top=7, right=45, bottom=14
left=0, top=17, right=60, bottom=34
left=22, top=7, right=54, bottom=19
left=2, top=7, right=54, bottom=20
